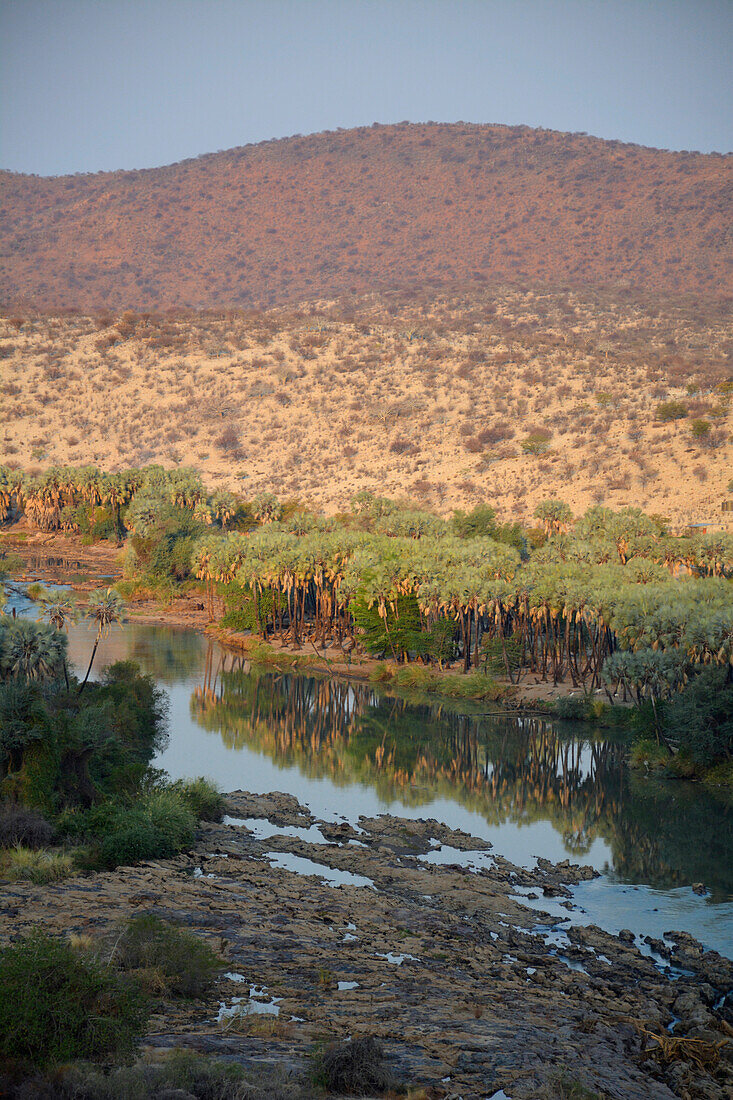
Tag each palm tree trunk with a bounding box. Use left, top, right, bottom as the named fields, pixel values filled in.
left=78, top=631, right=101, bottom=694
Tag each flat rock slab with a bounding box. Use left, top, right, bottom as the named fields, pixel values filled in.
left=1, top=792, right=731, bottom=1099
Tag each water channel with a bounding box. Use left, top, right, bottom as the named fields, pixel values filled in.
left=6, top=582, right=733, bottom=959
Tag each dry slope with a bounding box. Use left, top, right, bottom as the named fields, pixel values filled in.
left=1, top=285, right=731, bottom=527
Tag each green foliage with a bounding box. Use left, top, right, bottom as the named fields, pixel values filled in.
left=664, top=667, right=733, bottom=766
left=480, top=633, right=522, bottom=676
left=169, top=776, right=226, bottom=822
left=115, top=914, right=223, bottom=998
left=35, top=1050, right=258, bottom=1100
left=451, top=504, right=525, bottom=554
left=0, top=930, right=149, bottom=1068
left=534, top=498, right=573, bottom=535
left=521, top=429, right=552, bottom=455
left=690, top=418, right=711, bottom=440
left=0, top=618, right=68, bottom=683
left=90, top=789, right=196, bottom=869
left=655, top=399, right=687, bottom=421
left=352, top=592, right=425, bottom=660
left=221, top=581, right=274, bottom=634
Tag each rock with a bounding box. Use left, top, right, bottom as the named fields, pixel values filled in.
left=692, top=882, right=707, bottom=896
left=619, top=928, right=636, bottom=944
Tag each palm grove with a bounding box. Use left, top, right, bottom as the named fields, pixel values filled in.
left=2, top=462, right=733, bottom=788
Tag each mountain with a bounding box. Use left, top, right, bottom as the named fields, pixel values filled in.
left=1, top=122, right=731, bottom=311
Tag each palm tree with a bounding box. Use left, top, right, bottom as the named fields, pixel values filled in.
left=78, top=588, right=125, bottom=694
left=39, top=591, right=79, bottom=689
left=0, top=619, right=68, bottom=683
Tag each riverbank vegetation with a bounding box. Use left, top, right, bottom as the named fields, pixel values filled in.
left=1, top=462, right=732, bottom=779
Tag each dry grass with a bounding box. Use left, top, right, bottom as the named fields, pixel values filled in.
left=1, top=285, right=731, bottom=527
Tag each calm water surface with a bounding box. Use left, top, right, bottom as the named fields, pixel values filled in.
left=8, top=584, right=733, bottom=959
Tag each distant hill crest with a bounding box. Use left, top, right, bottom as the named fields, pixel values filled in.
left=1, top=121, right=731, bottom=310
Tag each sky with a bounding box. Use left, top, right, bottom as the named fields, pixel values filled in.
left=1, top=0, right=731, bottom=176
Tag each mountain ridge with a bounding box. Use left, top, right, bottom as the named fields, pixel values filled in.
left=1, top=121, right=731, bottom=310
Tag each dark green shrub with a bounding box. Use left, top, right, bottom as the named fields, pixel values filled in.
left=664, top=668, right=733, bottom=766
left=0, top=930, right=148, bottom=1068
left=170, top=777, right=226, bottom=822
left=655, top=400, right=687, bottom=421
left=554, top=696, right=593, bottom=721
left=480, top=633, right=522, bottom=676
left=352, top=593, right=425, bottom=660
left=115, top=914, right=223, bottom=998
left=221, top=582, right=273, bottom=634
left=93, top=790, right=196, bottom=869
left=690, top=418, right=711, bottom=440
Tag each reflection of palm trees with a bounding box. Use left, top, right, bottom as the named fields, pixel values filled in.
left=190, top=663, right=733, bottom=897
left=193, top=664, right=624, bottom=837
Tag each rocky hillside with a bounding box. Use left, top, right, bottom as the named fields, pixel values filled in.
left=1, top=123, right=731, bottom=310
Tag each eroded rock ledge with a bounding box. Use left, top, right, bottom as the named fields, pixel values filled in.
left=1, top=791, right=731, bottom=1100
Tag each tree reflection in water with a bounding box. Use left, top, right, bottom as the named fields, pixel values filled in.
left=192, top=651, right=733, bottom=900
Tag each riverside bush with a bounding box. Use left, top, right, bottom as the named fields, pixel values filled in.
left=94, top=790, right=196, bottom=869
left=169, top=776, right=226, bottom=822
left=115, top=914, right=223, bottom=998
left=0, top=930, right=149, bottom=1068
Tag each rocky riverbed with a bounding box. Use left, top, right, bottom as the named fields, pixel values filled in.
left=1, top=791, right=731, bottom=1099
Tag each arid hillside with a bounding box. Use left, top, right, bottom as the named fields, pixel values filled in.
left=1, top=286, right=731, bottom=527
left=1, top=123, right=731, bottom=311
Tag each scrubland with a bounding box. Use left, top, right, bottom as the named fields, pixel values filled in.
left=2, top=285, right=731, bottom=527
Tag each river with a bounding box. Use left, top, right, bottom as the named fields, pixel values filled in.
left=7, top=582, right=733, bottom=959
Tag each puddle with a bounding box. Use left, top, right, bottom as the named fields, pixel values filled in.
left=375, top=951, right=419, bottom=965
left=265, top=851, right=375, bottom=889
left=224, top=816, right=329, bottom=845
left=417, top=843, right=496, bottom=873
left=217, top=983, right=282, bottom=1024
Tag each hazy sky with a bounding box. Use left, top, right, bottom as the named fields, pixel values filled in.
left=1, top=0, right=731, bottom=176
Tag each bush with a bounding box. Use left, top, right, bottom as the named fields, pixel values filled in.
left=655, top=400, right=687, bottom=421
left=115, top=914, right=223, bottom=998
left=0, top=803, right=54, bottom=849
left=13, top=1050, right=270, bottom=1099
left=480, top=634, right=522, bottom=676
left=554, top=696, right=593, bottom=721
left=93, top=790, right=196, bottom=869
left=521, top=429, right=552, bottom=455
left=0, top=845, right=74, bottom=884
left=312, top=1035, right=393, bottom=1095
left=0, top=930, right=148, bottom=1068
left=170, top=777, right=226, bottom=823
left=664, top=667, right=733, bottom=766
left=690, top=418, right=711, bottom=440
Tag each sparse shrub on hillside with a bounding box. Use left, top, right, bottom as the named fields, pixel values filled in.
left=215, top=423, right=242, bottom=454
left=655, top=400, right=687, bottom=421
left=690, top=418, right=711, bottom=441
left=521, top=428, right=553, bottom=455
